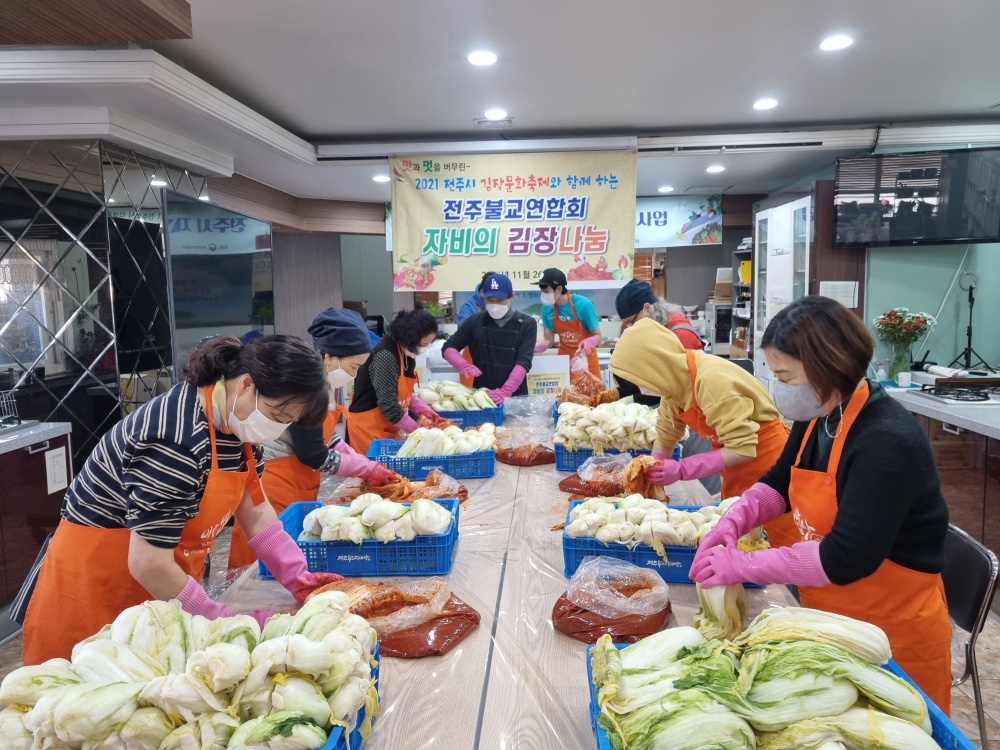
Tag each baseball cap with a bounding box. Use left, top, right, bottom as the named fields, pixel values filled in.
left=482, top=272, right=513, bottom=299
left=534, top=268, right=567, bottom=289
left=615, top=279, right=657, bottom=319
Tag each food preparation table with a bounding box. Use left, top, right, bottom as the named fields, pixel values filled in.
left=220, top=463, right=796, bottom=750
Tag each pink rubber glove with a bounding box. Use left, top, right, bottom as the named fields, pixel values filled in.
left=486, top=365, right=527, bottom=406
left=696, top=483, right=787, bottom=552
left=250, top=521, right=345, bottom=604
left=408, top=396, right=436, bottom=419
left=336, top=448, right=374, bottom=478
left=332, top=440, right=357, bottom=456
left=363, top=462, right=396, bottom=487
left=534, top=341, right=549, bottom=353
left=177, top=575, right=234, bottom=619
left=690, top=542, right=831, bottom=588
left=395, top=414, right=419, bottom=434
left=443, top=347, right=482, bottom=379
left=577, top=335, right=601, bottom=355
left=647, top=450, right=725, bottom=486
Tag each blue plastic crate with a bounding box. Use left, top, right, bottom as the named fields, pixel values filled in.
left=554, top=444, right=679, bottom=472
left=585, top=643, right=975, bottom=750
left=435, top=402, right=505, bottom=428
left=367, top=438, right=496, bottom=480
left=258, top=499, right=459, bottom=579
left=552, top=402, right=561, bottom=424
left=326, top=644, right=381, bottom=750
left=562, top=502, right=705, bottom=584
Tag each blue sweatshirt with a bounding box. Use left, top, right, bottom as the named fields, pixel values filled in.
left=458, top=290, right=485, bottom=324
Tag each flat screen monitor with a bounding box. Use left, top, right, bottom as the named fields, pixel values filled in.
left=833, top=147, right=1000, bottom=247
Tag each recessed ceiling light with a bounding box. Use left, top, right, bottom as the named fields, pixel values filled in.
left=107, top=198, right=116, bottom=203
left=372, top=174, right=390, bottom=183
left=198, top=195, right=210, bottom=201
left=150, top=175, right=168, bottom=187
left=468, top=50, right=497, bottom=66
left=657, top=186, right=674, bottom=193
left=753, top=97, right=778, bottom=110
left=820, top=34, right=853, bottom=51
left=706, top=165, right=726, bottom=174
left=484, top=108, right=508, bottom=121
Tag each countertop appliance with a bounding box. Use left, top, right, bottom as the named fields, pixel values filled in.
left=912, top=380, right=1000, bottom=406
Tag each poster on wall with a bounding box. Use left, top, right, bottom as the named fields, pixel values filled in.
left=635, top=195, right=723, bottom=248
left=390, top=150, right=638, bottom=291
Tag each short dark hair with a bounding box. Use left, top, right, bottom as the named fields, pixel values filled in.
left=478, top=271, right=496, bottom=291
left=181, top=334, right=328, bottom=427
left=761, top=296, right=874, bottom=403
left=388, top=309, right=438, bottom=351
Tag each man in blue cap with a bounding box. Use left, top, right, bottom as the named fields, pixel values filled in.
left=442, top=272, right=538, bottom=404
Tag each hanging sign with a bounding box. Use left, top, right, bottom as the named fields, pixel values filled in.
left=635, top=195, right=723, bottom=248
left=390, top=150, right=637, bottom=291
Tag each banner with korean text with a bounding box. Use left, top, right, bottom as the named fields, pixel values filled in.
left=634, top=195, right=723, bottom=248
left=390, top=150, right=638, bottom=291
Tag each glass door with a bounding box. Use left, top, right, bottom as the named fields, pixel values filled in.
left=755, top=214, right=769, bottom=333
left=792, top=197, right=811, bottom=301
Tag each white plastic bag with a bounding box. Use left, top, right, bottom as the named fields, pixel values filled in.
left=565, top=556, right=670, bottom=620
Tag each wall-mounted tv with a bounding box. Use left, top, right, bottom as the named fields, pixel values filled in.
left=833, top=147, right=1000, bottom=247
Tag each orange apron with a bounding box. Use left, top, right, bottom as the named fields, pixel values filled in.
left=675, top=350, right=797, bottom=547
left=228, top=406, right=347, bottom=569
left=347, top=345, right=418, bottom=456
left=460, top=304, right=483, bottom=387
left=791, top=380, right=953, bottom=713
left=23, top=384, right=261, bottom=664
left=555, top=293, right=601, bottom=378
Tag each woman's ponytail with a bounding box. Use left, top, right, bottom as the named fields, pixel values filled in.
left=180, top=336, right=244, bottom=386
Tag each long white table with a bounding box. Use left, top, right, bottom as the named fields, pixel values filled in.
left=220, top=464, right=795, bottom=750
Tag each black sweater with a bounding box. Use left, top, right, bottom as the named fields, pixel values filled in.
left=759, top=389, right=948, bottom=585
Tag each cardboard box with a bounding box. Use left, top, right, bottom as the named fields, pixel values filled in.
left=714, top=280, right=733, bottom=299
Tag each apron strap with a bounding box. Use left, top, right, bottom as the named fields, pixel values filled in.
left=684, top=349, right=700, bottom=409
left=203, top=384, right=222, bottom=471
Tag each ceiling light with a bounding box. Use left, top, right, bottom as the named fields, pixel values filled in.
left=198, top=195, right=210, bottom=201
left=150, top=175, right=168, bottom=187
left=753, top=97, right=778, bottom=110
left=468, top=50, right=497, bottom=66
left=819, top=34, right=853, bottom=51
left=657, top=186, right=674, bottom=193
left=372, top=174, right=390, bottom=183
left=706, top=165, right=726, bottom=173
left=484, top=108, right=508, bottom=121
left=107, top=198, right=116, bottom=203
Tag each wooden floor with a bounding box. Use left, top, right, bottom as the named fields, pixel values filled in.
left=3, top=464, right=998, bottom=748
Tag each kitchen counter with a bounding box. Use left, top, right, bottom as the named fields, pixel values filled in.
left=888, top=388, right=1000, bottom=440
left=0, top=422, right=72, bottom=455
left=220, top=463, right=796, bottom=750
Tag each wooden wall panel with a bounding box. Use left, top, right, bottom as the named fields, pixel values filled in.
left=272, top=232, right=342, bottom=341
left=0, top=0, right=191, bottom=44
left=207, top=174, right=385, bottom=234
left=811, top=180, right=867, bottom=320
left=722, top=194, right=766, bottom=228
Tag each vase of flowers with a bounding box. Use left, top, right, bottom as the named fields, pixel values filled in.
left=873, top=308, right=936, bottom=380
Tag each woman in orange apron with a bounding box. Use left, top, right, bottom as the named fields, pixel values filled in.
left=19, top=335, right=344, bottom=663
left=347, top=309, right=439, bottom=455
left=534, top=268, right=602, bottom=378
left=227, top=308, right=395, bottom=569
left=610, top=318, right=797, bottom=547
left=691, top=296, right=952, bottom=712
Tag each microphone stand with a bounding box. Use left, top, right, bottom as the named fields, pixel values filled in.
left=949, top=283, right=995, bottom=371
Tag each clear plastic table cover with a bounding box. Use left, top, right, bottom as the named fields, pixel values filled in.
left=219, top=465, right=796, bottom=750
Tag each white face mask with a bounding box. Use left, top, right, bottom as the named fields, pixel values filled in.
left=486, top=303, right=510, bottom=320
left=327, top=368, right=352, bottom=389
left=228, top=390, right=290, bottom=444
left=540, top=292, right=556, bottom=306
left=772, top=380, right=828, bottom=422
left=404, top=345, right=428, bottom=359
